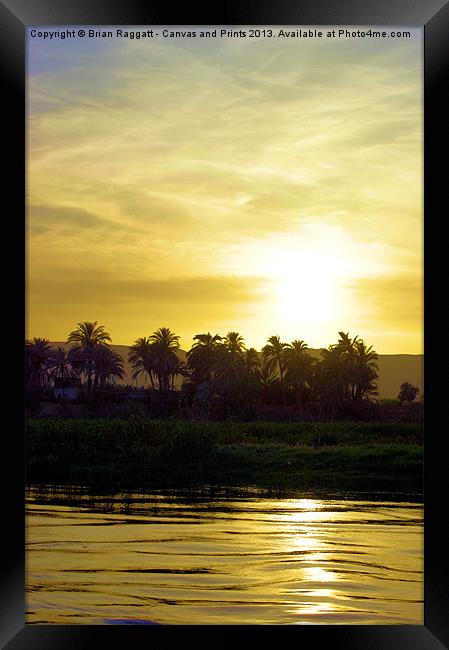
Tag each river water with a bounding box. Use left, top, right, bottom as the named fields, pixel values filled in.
left=26, top=486, right=423, bottom=625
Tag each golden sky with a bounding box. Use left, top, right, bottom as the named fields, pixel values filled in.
left=27, top=27, right=423, bottom=353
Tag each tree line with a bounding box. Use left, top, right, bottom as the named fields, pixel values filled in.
left=25, top=320, right=391, bottom=418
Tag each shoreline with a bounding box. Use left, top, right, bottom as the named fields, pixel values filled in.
left=26, top=418, right=423, bottom=497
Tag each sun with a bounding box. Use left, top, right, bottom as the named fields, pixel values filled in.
left=273, top=245, right=341, bottom=328
left=218, top=222, right=391, bottom=348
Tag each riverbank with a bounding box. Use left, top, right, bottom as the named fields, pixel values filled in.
left=26, top=418, right=423, bottom=495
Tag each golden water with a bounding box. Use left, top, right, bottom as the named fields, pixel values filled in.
left=26, top=486, right=423, bottom=625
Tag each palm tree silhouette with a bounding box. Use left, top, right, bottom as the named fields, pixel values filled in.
left=262, top=335, right=288, bottom=407
left=317, top=332, right=378, bottom=406
left=352, top=340, right=378, bottom=400
left=285, top=340, right=314, bottom=406
left=47, top=346, right=78, bottom=401
left=67, top=321, right=112, bottom=400
left=257, top=361, right=279, bottom=404
left=25, top=337, right=52, bottom=413
left=223, top=331, right=246, bottom=358
left=26, top=337, right=52, bottom=387
left=93, top=345, right=124, bottom=396
left=244, top=348, right=261, bottom=376
left=25, top=320, right=384, bottom=417
left=67, top=321, right=112, bottom=346
left=26, top=337, right=52, bottom=380
left=128, top=337, right=156, bottom=390
left=168, top=357, right=187, bottom=391
left=148, top=327, right=180, bottom=393
left=187, top=333, right=222, bottom=385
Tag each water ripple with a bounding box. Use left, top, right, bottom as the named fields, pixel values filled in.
left=26, top=488, right=423, bottom=625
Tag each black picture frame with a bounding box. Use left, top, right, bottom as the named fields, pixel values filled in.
left=1, top=0, right=447, bottom=647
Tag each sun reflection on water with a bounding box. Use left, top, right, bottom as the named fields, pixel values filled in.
left=26, top=489, right=423, bottom=625
left=294, top=499, right=322, bottom=510
left=285, top=499, right=331, bottom=524
left=280, top=500, right=342, bottom=619
left=304, top=566, right=337, bottom=583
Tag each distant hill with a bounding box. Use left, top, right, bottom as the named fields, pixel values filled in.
left=49, top=343, right=423, bottom=401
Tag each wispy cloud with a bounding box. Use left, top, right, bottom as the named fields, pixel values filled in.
left=27, top=28, right=423, bottom=352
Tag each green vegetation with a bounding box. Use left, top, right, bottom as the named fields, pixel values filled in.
left=26, top=418, right=423, bottom=494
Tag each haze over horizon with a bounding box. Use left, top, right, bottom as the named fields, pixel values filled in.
left=27, top=27, right=423, bottom=354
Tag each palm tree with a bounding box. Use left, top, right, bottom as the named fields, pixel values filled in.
left=26, top=337, right=52, bottom=388
left=352, top=340, right=378, bottom=400
left=47, top=346, right=77, bottom=400
left=334, top=331, right=360, bottom=400
left=149, top=327, right=180, bottom=349
left=187, top=332, right=222, bottom=385
left=25, top=338, right=52, bottom=414
left=67, top=321, right=112, bottom=399
left=214, top=331, right=246, bottom=383
left=25, top=337, right=52, bottom=383
left=148, top=327, right=181, bottom=392
left=262, top=335, right=288, bottom=406
left=285, top=340, right=314, bottom=406
left=223, top=331, right=245, bottom=358
left=67, top=320, right=112, bottom=347
left=316, top=346, right=352, bottom=407
left=128, top=337, right=156, bottom=390
left=244, top=348, right=261, bottom=376
left=93, top=345, right=124, bottom=391
left=257, top=361, right=280, bottom=404
left=335, top=331, right=359, bottom=356
left=168, top=357, right=188, bottom=390
left=316, top=332, right=378, bottom=407
left=331, top=332, right=379, bottom=401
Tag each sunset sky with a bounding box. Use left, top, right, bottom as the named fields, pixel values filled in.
left=27, top=27, right=423, bottom=353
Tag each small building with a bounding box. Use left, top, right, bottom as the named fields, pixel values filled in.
left=54, top=378, right=81, bottom=401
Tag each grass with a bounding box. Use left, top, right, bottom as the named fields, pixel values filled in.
left=26, top=418, right=423, bottom=495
